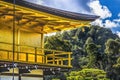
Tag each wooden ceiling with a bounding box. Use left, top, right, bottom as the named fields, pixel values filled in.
left=0, top=0, right=92, bottom=34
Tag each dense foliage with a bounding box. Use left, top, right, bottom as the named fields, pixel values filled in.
left=67, top=68, right=109, bottom=80
left=45, top=26, right=120, bottom=80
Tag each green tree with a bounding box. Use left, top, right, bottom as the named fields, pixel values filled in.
left=105, top=39, right=120, bottom=55
left=85, top=41, right=102, bottom=68
left=85, top=37, right=93, bottom=45
left=67, top=68, right=109, bottom=80
left=105, top=39, right=120, bottom=80
left=45, top=35, right=72, bottom=51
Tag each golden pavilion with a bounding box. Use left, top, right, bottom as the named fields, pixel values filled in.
left=0, top=0, right=99, bottom=80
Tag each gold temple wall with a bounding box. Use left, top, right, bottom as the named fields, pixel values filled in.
left=0, top=28, right=43, bottom=63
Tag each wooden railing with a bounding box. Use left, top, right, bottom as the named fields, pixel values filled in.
left=0, top=42, right=72, bottom=68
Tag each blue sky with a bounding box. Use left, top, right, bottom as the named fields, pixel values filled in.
left=100, top=0, right=120, bottom=33
left=25, top=0, right=120, bottom=37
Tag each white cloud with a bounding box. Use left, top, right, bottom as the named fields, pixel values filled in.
left=43, top=0, right=90, bottom=14
left=25, top=0, right=91, bottom=14
left=91, top=19, right=120, bottom=28
left=114, top=19, right=120, bottom=23
left=112, top=14, right=120, bottom=28
left=104, top=20, right=119, bottom=28
left=91, top=19, right=103, bottom=27
left=114, top=14, right=120, bottom=23
left=88, top=0, right=120, bottom=29
left=88, top=0, right=112, bottom=19
left=118, top=13, right=120, bottom=17
left=116, top=31, right=120, bottom=37
left=24, top=0, right=43, bottom=4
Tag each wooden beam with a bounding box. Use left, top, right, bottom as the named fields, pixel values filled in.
left=16, top=11, right=34, bottom=15
left=19, top=28, right=47, bottom=34
left=27, top=15, right=47, bottom=19
left=29, top=22, right=46, bottom=29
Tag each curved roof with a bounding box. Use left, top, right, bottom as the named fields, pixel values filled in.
left=0, top=0, right=99, bottom=33
left=4, top=0, right=99, bottom=21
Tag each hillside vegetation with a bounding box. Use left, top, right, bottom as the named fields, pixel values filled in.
left=45, top=26, right=120, bottom=80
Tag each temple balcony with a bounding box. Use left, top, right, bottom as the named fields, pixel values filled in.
left=0, top=42, right=72, bottom=68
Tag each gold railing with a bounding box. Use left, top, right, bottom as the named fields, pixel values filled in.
left=0, top=42, right=72, bottom=68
